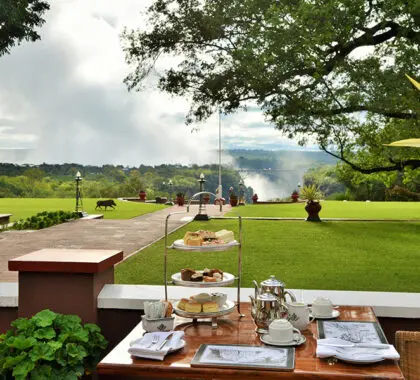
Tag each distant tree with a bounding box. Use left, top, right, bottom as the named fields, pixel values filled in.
left=0, top=0, right=50, bottom=57
left=122, top=0, right=420, bottom=174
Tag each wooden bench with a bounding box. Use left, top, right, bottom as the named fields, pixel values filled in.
left=0, top=214, right=12, bottom=227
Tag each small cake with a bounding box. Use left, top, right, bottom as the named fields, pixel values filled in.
left=181, top=268, right=196, bottom=281
left=202, top=267, right=211, bottom=277
left=209, top=268, right=223, bottom=279
left=197, top=230, right=217, bottom=240
left=202, top=301, right=219, bottom=313
left=185, top=301, right=202, bottom=313
left=190, top=272, right=203, bottom=282
left=215, top=229, right=235, bottom=243
left=203, top=276, right=217, bottom=282
left=183, top=231, right=203, bottom=246
left=212, top=272, right=223, bottom=282
left=177, top=298, right=189, bottom=311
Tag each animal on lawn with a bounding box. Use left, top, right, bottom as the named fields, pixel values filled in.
left=95, top=199, right=117, bottom=210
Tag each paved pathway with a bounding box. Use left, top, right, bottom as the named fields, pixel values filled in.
left=0, top=205, right=228, bottom=283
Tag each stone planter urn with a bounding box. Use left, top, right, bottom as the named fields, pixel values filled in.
left=230, top=196, right=238, bottom=207
left=305, top=201, right=322, bottom=222
left=176, top=195, right=185, bottom=206
left=139, top=190, right=146, bottom=201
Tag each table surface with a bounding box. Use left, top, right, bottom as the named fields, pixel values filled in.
left=97, top=304, right=403, bottom=379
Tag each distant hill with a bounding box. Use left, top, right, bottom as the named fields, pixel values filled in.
left=225, top=149, right=337, bottom=200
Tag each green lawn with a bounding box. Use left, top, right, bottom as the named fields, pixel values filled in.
left=116, top=219, right=420, bottom=292
left=225, top=201, right=420, bottom=220
left=0, top=198, right=167, bottom=221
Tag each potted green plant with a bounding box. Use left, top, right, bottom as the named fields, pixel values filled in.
left=229, top=187, right=238, bottom=207
left=176, top=192, right=185, bottom=206
left=0, top=309, right=108, bottom=379
left=300, top=184, right=323, bottom=222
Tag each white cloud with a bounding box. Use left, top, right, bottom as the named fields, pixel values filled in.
left=0, top=0, right=305, bottom=166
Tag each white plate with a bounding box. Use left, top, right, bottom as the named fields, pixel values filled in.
left=172, top=239, right=239, bottom=252
left=260, top=332, right=306, bottom=347
left=174, top=300, right=235, bottom=318
left=130, top=339, right=185, bottom=356
left=334, top=351, right=385, bottom=364
left=171, top=272, right=235, bottom=287
left=311, top=310, right=340, bottom=320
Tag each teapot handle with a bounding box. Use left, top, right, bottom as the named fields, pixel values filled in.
left=284, top=290, right=297, bottom=302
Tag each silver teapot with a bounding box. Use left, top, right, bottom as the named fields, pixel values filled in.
left=253, top=275, right=296, bottom=305
left=249, top=292, right=286, bottom=333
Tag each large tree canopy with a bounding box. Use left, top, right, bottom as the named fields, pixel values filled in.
left=0, top=0, right=50, bottom=57
left=122, top=0, right=420, bottom=174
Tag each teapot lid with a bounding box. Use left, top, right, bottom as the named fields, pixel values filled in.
left=261, top=275, right=285, bottom=287
left=257, top=292, right=279, bottom=301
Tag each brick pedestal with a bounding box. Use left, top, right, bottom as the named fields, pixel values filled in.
left=9, top=248, right=123, bottom=323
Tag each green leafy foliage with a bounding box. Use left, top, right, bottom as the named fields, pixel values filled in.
left=122, top=0, right=420, bottom=174
left=300, top=184, right=322, bottom=202
left=0, top=309, right=108, bottom=379
left=11, top=211, right=81, bottom=230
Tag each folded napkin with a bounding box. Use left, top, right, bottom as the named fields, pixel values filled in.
left=316, top=338, right=400, bottom=361
left=128, top=331, right=184, bottom=361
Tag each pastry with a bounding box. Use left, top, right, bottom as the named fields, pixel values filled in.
left=185, top=301, right=202, bottom=313
left=202, top=267, right=211, bottom=277
left=197, top=230, right=217, bottom=240
left=190, top=272, right=203, bottom=282
left=181, top=268, right=195, bottom=281
left=212, top=272, right=223, bottom=282
left=215, top=229, right=235, bottom=243
left=209, top=268, right=223, bottom=279
left=162, top=300, right=173, bottom=317
left=177, top=298, right=189, bottom=311
left=183, top=231, right=203, bottom=246
left=202, top=301, right=219, bottom=313
left=203, top=276, right=217, bottom=282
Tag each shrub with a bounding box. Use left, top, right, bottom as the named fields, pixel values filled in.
left=0, top=309, right=108, bottom=380
left=11, top=211, right=81, bottom=230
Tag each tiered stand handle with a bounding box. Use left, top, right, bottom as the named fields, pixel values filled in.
left=163, top=191, right=245, bottom=319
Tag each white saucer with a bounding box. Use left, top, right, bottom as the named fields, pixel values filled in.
left=260, top=332, right=306, bottom=347
left=311, top=310, right=340, bottom=320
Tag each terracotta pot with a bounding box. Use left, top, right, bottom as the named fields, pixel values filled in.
left=230, top=197, right=238, bottom=207
left=139, top=191, right=146, bottom=201
left=176, top=196, right=185, bottom=206
left=203, top=195, right=210, bottom=204
left=304, top=201, right=322, bottom=222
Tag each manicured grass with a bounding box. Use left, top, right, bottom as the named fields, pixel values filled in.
left=115, top=219, right=420, bottom=292
left=225, top=201, right=420, bottom=220
left=0, top=198, right=167, bottom=221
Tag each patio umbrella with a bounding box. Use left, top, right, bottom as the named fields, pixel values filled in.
left=405, top=74, right=420, bottom=90
left=383, top=138, right=420, bottom=148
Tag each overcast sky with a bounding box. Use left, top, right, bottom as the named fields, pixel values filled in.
left=0, top=0, right=311, bottom=167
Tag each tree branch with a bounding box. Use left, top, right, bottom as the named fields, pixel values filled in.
left=320, top=145, right=420, bottom=173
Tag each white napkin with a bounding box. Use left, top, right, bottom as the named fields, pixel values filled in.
left=316, top=338, right=400, bottom=361
left=128, top=331, right=184, bottom=361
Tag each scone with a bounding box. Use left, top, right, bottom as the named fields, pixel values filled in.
left=177, top=298, right=189, bottom=311
left=202, top=301, right=218, bottom=313
left=203, top=276, right=217, bottom=282
left=185, top=301, right=202, bottom=313
left=183, top=231, right=203, bottom=246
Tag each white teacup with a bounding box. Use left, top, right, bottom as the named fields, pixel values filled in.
left=286, top=302, right=314, bottom=331
left=268, top=319, right=302, bottom=343
left=311, top=297, right=334, bottom=317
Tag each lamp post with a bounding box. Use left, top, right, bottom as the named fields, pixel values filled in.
left=194, top=173, right=209, bottom=221
left=238, top=179, right=245, bottom=206
left=75, top=171, right=84, bottom=215
left=163, top=180, right=174, bottom=205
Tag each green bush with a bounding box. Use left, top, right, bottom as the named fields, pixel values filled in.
left=0, top=309, right=108, bottom=380
left=11, top=211, right=81, bottom=230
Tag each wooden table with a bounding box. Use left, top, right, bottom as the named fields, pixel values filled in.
left=97, top=304, right=403, bottom=379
